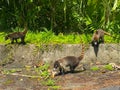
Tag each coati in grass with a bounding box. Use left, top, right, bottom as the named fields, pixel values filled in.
left=53, top=44, right=85, bottom=75
left=5, top=28, right=27, bottom=44
left=91, top=29, right=111, bottom=47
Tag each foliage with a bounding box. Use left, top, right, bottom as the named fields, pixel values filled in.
left=90, top=66, right=100, bottom=71
left=104, top=64, right=114, bottom=70
left=1, top=63, right=59, bottom=88
left=42, top=79, right=55, bottom=86
left=0, top=32, right=6, bottom=43
left=2, top=69, right=20, bottom=74
left=35, top=63, right=50, bottom=78
left=90, top=64, right=114, bottom=72
left=0, top=0, right=120, bottom=34
left=34, top=63, right=60, bottom=88
left=1, top=27, right=119, bottom=44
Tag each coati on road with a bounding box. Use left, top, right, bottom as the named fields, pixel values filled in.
left=91, top=29, right=111, bottom=47
left=53, top=44, right=85, bottom=75
left=5, top=28, right=27, bottom=44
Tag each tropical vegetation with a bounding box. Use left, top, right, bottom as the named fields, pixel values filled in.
left=0, top=0, right=120, bottom=43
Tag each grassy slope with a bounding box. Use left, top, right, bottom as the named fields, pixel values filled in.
left=0, top=30, right=118, bottom=45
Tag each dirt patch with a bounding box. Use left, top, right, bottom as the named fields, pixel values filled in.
left=0, top=67, right=120, bottom=90
left=56, top=70, right=120, bottom=90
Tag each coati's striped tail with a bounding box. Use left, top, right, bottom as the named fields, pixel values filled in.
left=78, top=36, right=85, bottom=60
left=103, top=31, right=111, bottom=36
left=78, top=44, right=85, bottom=60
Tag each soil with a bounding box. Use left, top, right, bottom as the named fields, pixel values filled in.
left=0, top=67, right=120, bottom=90
left=56, top=70, right=120, bottom=90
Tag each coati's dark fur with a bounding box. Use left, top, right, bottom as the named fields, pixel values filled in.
left=91, top=29, right=111, bottom=47
left=53, top=44, right=85, bottom=75
left=5, top=28, right=27, bottom=44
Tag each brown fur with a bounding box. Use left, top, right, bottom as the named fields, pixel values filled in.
left=5, top=28, right=27, bottom=44
left=53, top=44, right=85, bottom=75
left=91, top=29, right=111, bottom=46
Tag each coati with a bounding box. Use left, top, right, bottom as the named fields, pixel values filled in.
left=91, top=29, right=111, bottom=47
left=5, top=28, right=27, bottom=44
left=53, top=44, right=85, bottom=75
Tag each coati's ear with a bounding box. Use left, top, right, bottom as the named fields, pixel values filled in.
left=54, top=61, right=59, bottom=68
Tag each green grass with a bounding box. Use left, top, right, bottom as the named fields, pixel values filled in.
left=104, top=64, right=114, bottom=71
left=90, top=66, right=100, bottom=71
left=90, top=64, right=114, bottom=72
left=34, top=63, right=60, bottom=88
left=0, top=32, right=6, bottom=44
left=2, top=63, right=59, bottom=88
left=0, top=28, right=119, bottom=45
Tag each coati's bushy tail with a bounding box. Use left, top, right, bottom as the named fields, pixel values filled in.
left=78, top=36, right=85, bottom=60
left=96, top=29, right=111, bottom=36
left=103, top=30, right=119, bottom=40
left=78, top=44, right=85, bottom=60
left=103, top=31, right=111, bottom=36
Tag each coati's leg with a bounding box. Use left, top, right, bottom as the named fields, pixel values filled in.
left=59, top=67, right=65, bottom=75
left=100, top=36, right=104, bottom=43
left=70, top=66, right=76, bottom=73
left=91, top=41, right=95, bottom=47
left=10, top=38, right=14, bottom=44
left=21, top=36, right=25, bottom=44
left=11, top=38, right=18, bottom=44
left=15, top=38, right=18, bottom=43
left=70, top=66, right=73, bottom=72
